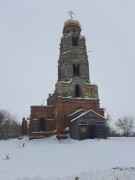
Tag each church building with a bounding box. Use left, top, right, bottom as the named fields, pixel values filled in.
left=28, top=13, right=107, bottom=140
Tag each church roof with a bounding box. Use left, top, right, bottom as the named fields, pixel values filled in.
left=64, top=19, right=81, bottom=28
left=68, top=109, right=85, bottom=117
left=70, top=109, right=106, bottom=123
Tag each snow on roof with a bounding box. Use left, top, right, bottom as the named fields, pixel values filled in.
left=61, top=51, right=72, bottom=55
left=84, top=82, right=98, bottom=86
left=70, top=109, right=105, bottom=123
left=88, top=109, right=105, bottom=119
left=84, top=97, right=99, bottom=100
left=57, top=96, right=100, bottom=101
left=57, top=79, right=72, bottom=84
left=68, top=109, right=85, bottom=117
left=71, top=112, right=87, bottom=122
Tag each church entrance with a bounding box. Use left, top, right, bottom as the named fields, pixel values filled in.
left=89, top=125, right=96, bottom=139
left=79, top=125, right=89, bottom=140
left=78, top=125, right=96, bottom=140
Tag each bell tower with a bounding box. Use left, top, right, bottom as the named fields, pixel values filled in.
left=58, top=19, right=90, bottom=83
left=52, top=13, right=105, bottom=133
left=55, top=15, right=99, bottom=99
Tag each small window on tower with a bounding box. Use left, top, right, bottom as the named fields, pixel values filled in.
left=67, top=29, right=69, bottom=33
left=73, top=29, right=76, bottom=33
left=72, top=36, right=78, bottom=46
left=73, top=64, right=80, bottom=76
left=75, top=84, right=81, bottom=97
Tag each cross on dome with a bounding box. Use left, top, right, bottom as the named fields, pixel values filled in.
left=68, top=10, right=75, bottom=19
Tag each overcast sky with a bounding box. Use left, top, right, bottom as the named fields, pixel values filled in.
left=0, top=0, right=135, bottom=123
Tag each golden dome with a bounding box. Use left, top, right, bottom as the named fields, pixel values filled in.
left=64, top=19, right=81, bottom=28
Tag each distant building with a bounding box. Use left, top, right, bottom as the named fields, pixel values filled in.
left=28, top=16, right=107, bottom=140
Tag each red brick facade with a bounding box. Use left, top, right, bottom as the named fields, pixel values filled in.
left=29, top=97, right=104, bottom=139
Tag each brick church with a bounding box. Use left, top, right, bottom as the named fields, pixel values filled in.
left=28, top=13, right=107, bottom=140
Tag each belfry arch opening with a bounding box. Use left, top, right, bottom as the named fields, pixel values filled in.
left=75, top=84, right=81, bottom=97
left=73, top=64, right=80, bottom=76
left=72, top=36, right=78, bottom=46
left=39, top=117, right=45, bottom=131
left=67, top=29, right=69, bottom=33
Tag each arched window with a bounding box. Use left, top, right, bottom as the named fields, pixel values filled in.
left=39, top=117, right=45, bottom=131
left=73, top=64, right=80, bottom=76
left=67, top=29, right=69, bottom=33
left=73, top=29, right=76, bottom=33
left=72, top=36, right=78, bottom=46
left=75, top=84, right=81, bottom=97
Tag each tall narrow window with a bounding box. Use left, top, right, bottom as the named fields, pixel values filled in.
left=67, top=29, right=69, bottom=33
left=39, top=117, right=45, bottom=131
left=73, top=64, right=80, bottom=76
left=72, top=36, right=78, bottom=46
left=75, top=84, right=81, bottom=97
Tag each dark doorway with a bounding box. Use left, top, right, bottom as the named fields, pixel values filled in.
left=73, top=64, right=80, bottom=76
left=39, top=117, right=45, bottom=131
left=89, top=125, right=96, bottom=139
left=75, top=84, right=81, bottom=97
left=72, top=36, right=78, bottom=46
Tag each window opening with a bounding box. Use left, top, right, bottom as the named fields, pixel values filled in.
left=74, top=53, right=77, bottom=58
left=73, top=64, right=80, bottom=76
left=75, top=84, right=81, bottom=97
left=72, top=36, right=78, bottom=46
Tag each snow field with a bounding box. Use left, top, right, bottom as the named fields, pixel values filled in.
left=0, top=137, right=135, bottom=180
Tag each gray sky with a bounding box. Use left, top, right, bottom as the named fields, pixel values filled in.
left=0, top=0, right=135, bottom=123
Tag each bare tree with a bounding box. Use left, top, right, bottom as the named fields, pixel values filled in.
left=115, top=116, right=134, bottom=136
left=0, top=109, right=21, bottom=139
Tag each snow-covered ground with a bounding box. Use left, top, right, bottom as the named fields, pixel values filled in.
left=0, top=137, right=135, bottom=180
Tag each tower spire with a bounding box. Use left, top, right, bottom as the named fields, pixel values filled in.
left=68, top=10, right=75, bottom=19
